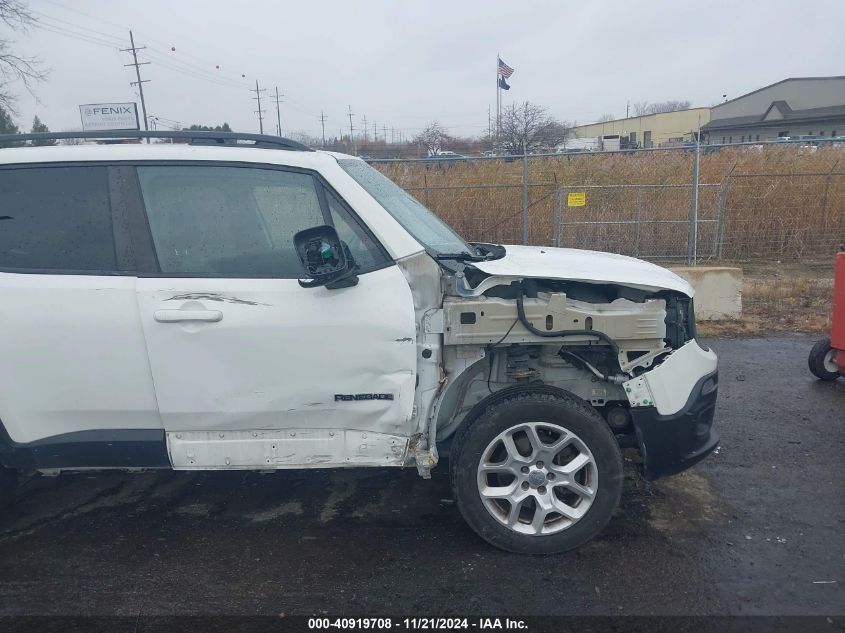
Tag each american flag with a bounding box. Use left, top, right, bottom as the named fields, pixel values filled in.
left=498, top=57, right=514, bottom=79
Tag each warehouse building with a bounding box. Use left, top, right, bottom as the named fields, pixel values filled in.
left=702, top=76, right=845, bottom=143
left=567, top=107, right=711, bottom=149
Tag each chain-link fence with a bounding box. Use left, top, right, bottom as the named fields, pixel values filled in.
left=371, top=142, right=845, bottom=264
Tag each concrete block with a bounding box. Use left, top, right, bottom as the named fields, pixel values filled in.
left=670, top=267, right=743, bottom=320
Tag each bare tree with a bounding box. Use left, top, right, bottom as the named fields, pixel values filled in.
left=0, top=0, right=45, bottom=110
left=632, top=100, right=691, bottom=116
left=596, top=113, right=615, bottom=122
left=499, top=101, right=568, bottom=154
left=413, top=121, right=452, bottom=156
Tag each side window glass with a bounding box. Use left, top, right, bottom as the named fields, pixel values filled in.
left=0, top=166, right=116, bottom=272
left=324, top=190, right=387, bottom=271
left=137, top=166, right=324, bottom=276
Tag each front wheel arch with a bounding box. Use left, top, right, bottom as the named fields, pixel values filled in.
left=447, top=383, right=599, bottom=442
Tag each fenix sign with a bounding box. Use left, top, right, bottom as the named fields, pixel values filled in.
left=79, top=103, right=140, bottom=131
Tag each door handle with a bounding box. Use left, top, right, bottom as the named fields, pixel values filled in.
left=154, top=309, right=223, bottom=323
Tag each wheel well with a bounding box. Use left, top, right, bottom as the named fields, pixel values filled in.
left=445, top=384, right=598, bottom=443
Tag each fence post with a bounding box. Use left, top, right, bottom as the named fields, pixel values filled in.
left=686, top=139, right=700, bottom=265
left=713, top=163, right=735, bottom=260
left=522, top=152, right=529, bottom=245
left=553, top=186, right=560, bottom=247
left=634, top=189, right=643, bottom=258
left=820, top=159, right=840, bottom=240
left=423, top=173, right=430, bottom=209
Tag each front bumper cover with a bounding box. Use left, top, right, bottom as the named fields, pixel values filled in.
left=630, top=370, right=719, bottom=480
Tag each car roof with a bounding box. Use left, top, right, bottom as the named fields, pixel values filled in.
left=0, top=143, right=361, bottom=170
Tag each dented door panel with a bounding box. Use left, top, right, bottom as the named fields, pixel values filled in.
left=137, top=266, right=417, bottom=453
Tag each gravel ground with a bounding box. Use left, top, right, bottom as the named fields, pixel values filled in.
left=0, top=335, right=842, bottom=617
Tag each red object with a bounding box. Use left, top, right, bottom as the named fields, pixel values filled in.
left=832, top=251, right=845, bottom=371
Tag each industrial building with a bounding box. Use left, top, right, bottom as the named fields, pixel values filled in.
left=702, top=76, right=845, bottom=143
left=567, top=107, right=711, bottom=149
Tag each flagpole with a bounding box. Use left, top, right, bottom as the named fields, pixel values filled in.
left=495, top=53, right=500, bottom=148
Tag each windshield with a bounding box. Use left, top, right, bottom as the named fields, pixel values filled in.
left=338, top=158, right=474, bottom=256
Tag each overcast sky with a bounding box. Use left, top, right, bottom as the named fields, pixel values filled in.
left=5, top=0, right=845, bottom=139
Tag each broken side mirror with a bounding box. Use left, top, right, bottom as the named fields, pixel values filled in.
left=294, top=225, right=358, bottom=289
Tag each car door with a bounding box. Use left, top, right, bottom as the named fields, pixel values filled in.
left=131, top=163, right=417, bottom=469
left=0, top=164, right=164, bottom=468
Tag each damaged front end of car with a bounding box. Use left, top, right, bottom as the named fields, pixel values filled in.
left=429, top=244, right=719, bottom=481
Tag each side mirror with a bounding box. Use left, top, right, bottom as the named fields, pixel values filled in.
left=294, top=225, right=358, bottom=289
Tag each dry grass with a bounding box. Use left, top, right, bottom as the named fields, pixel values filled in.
left=374, top=145, right=845, bottom=261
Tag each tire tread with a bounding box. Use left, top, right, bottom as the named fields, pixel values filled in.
left=808, top=337, right=840, bottom=381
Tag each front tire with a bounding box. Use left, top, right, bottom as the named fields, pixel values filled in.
left=808, top=338, right=840, bottom=381
left=450, top=389, right=623, bottom=554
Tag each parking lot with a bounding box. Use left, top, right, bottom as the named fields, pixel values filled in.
left=0, top=335, right=842, bottom=617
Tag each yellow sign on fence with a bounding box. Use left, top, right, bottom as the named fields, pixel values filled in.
left=567, top=192, right=586, bottom=207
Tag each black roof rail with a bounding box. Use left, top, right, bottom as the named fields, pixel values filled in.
left=0, top=130, right=314, bottom=151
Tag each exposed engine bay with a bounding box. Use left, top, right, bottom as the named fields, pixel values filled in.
left=435, top=275, right=697, bottom=439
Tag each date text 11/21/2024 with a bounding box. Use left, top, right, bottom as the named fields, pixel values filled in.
left=307, top=617, right=528, bottom=630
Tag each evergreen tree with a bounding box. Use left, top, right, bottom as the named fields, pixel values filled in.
left=30, top=115, right=56, bottom=145
left=185, top=123, right=233, bottom=132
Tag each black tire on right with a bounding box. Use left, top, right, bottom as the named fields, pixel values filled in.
left=808, top=337, right=840, bottom=381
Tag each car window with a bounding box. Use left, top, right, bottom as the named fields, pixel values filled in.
left=137, top=166, right=325, bottom=276
left=0, top=166, right=117, bottom=272
left=324, top=190, right=384, bottom=271
left=338, top=158, right=473, bottom=256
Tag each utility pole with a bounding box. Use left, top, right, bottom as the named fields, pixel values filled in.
left=270, top=87, right=284, bottom=136
left=251, top=80, right=268, bottom=134
left=626, top=100, right=630, bottom=118
left=319, top=110, right=327, bottom=147
left=372, top=120, right=377, bottom=142
left=347, top=105, right=355, bottom=154
left=383, top=125, right=387, bottom=144
left=362, top=115, right=368, bottom=142
left=121, top=30, right=150, bottom=143
left=488, top=105, right=492, bottom=139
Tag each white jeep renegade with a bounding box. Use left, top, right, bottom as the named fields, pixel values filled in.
left=0, top=131, right=719, bottom=553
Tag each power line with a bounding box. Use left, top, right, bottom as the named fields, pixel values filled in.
left=39, top=0, right=251, bottom=86
left=120, top=30, right=150, bottom=143
left=31, top=17, right=250, bottom=93
left=32, top=22, right=120, bottom=49
left=32, top=10, right=125, bottom=45
left=32, top=5, right=252, bottom=90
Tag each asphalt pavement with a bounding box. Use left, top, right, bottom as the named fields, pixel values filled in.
left=0, top=335, right=842, bottom=617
